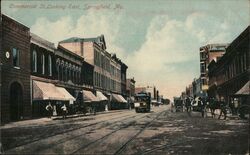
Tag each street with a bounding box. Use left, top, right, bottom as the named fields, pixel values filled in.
left=1, top=105, right=249, bottom=155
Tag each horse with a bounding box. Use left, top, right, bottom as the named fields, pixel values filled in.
left=207, top=98, right=229, bottom=120
left=185, top=97, right=192, bottom=114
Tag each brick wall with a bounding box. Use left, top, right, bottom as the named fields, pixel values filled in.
left=1, top=15, right=31, bottom=122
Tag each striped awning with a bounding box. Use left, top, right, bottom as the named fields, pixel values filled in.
left=33, top=80, right=68, bottom=101
left=83, top=90, right=99, bottom=102
left=111, top=94, right=127, bottom=103
left=235, top=81, right=250, bottom=96
left=56, top=87, right=76, bottom=104
left=96, top=91, right=108, bottom=101
left=118, top=95, right=127, bottom=103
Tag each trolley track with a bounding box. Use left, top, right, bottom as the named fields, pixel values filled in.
left=113, top=110, right=166, bottom=155
left=69, top=110, right=166, bottom=155
left=32, top=112, right=149, bottom=153
left=4, top=111, right=136, bottom=152
left=68, top=112, right=154, bottom=155
left=140, top=139, right=193, bottom=155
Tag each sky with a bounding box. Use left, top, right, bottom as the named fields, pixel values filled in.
left=2, top=0, right=249, bottom=100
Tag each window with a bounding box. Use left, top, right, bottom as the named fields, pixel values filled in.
left=65, top=62, right=68, bottom=81
left=32, top=50, right=37, bottom=72
left=68, top=64, right=71, bottom=81
left=42, top=54, right=45, bottom=74
left=12, top=48, right=20, bottom=67
left=244, top=53, right=247, bottom=70
left=48, top=55, right=52, bottom=76
left=200, top=63, right=206, bottom=73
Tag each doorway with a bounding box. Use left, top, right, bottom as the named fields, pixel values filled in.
left=9, top=82, right=23, bottom=121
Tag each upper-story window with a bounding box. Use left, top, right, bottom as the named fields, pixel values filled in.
left=32, top=50, right=37, bottom=72
left=42, top=54, right=45, bottom=74
left=12, top=48, right=20, bottom=67
left=65, top=62, right=68, bottom=81
left=48, top=55, right=52, bottom=76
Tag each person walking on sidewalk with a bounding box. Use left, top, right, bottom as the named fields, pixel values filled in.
left=45, top=102, right=53, bottom=118
left=61, top=104, right=68, bottom=119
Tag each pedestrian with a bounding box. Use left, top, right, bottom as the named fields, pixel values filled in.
left=61, top=104, right=67, bottom=119
left=45, top=102, right=53, bottom=118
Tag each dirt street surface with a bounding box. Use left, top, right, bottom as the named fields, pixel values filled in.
left=1, top=105, right=249, bottom=155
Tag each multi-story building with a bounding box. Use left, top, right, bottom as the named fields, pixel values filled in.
left=58, top=35, right=127, bottom=109
left=208, top=26, right=249, bottom=105
left=199, top=43, right=228, bottom=96
left=126, top=78, right=136, bottom=108
left=1, top=14, right=31, bottom=122
left=126, top=78, right=136, bottom=98
left=30, top=34, right=84, bottom=117
left=185, top=84, right=193, bottom=98
left=192, top=77, right=203, bottom=98
left=110, top=54, right=122, bottom=94
left=120, top=62, right=128, bottom=97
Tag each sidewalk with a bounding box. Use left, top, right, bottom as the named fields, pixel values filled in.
left=0, top=109, right=129, bottom=129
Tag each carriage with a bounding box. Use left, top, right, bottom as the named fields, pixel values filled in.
left=173, top=97, right=184, bottom=112
left=187, top=97, right=207, bottom=118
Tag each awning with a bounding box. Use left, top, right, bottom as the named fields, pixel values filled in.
left=33, top=80, right=67, bottom=101
left=83, top=90, right=99, bottom=102
left=56, top=87, right=76, bottom=104
left=234, top=81, right=250, bottom=96
left=118, top=95, right=127, bottom=103
left=96, top=91, right=108, bottom=101
left=111, top=93, right=123, bottom=102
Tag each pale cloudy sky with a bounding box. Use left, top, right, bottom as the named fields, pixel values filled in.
left=2, top=0, right=249, bottom=100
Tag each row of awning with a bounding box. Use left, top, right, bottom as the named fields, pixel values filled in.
left=33, top=80, right=128, bottom=103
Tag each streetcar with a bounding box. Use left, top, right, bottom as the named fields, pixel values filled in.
left=134, top=93, right=151, bottom=113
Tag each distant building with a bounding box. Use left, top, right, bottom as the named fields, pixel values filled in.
left=146, top=85, right=155, bottom=99
left=199, top=43, right=229, bottom=96
left=192, top=77, right=203, bottom=98
left=135, top=85, right=157, bottom=100
left=135, top=87, right=147, bottom=94
left=185, top=84, right=193, bottom=98
left=126, top=78, right=136, bottom=98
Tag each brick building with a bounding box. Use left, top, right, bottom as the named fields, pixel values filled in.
left=59, top=35, right=127, bottom=109
left=30, top=33, right=83, bottom=117
left=120, top=62, right=128, bottom=97
left=208, top=26, right=250, bottom=105
left=199, top=43, right=228, bottom=97
left=0, top=14, right=31, bottom=122
left=126, top=78, right=136, bottom=98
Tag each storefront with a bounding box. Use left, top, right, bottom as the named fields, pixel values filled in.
left=110, top=93, right=127, bottom=110
left=32, top=80, right=75, bottom=117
